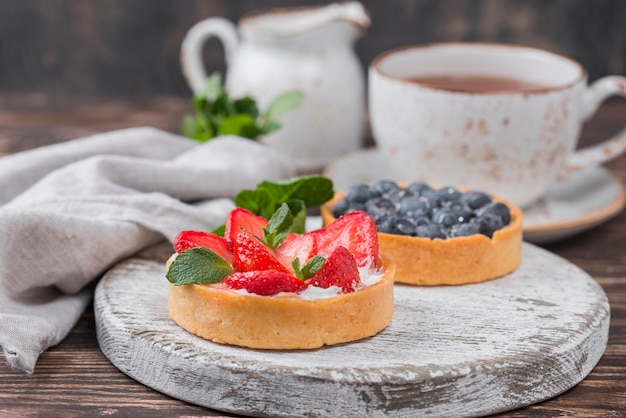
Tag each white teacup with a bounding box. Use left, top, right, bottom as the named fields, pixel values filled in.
left=369, top=43, right=626, bottom=208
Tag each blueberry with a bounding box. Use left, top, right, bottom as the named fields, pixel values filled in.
left=478, top=202, right=511, bottom=225
left=409, top=215, right=431, bottom=227
left=346, top=184, right=374, bottom=203
left=415, top=223, right=447, bottom=240
left=393, top=218, right=416, bottom=236
left=407, top=182, right=432, bottom=196
left=446, top=202, right=474, bottom=223
left=386, top=188, right=409, bottom=204
left=476, top=213, right=505, bottom=238
left=434, top=186, right=463, bottom=203
left=451, top=222, right=480, bottom=237
left=461, top=191, right=492, bottom=210
left=365, top=197, right=397, bottom=220
left=332, top=198, right=350, bottom=217
left=422, top=192, right=444, bottom=209
left=345, top=201, right=366, bottom=213
left=375, top=216, right=395, bottom=233
left=371, top=179, right=401, bottom=196
left=432, top=208, right=459, bottom=227
left=398, top=195, right=431, bottom=217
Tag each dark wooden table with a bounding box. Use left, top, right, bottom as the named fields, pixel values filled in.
left=1, top=94, right=625, bottom=417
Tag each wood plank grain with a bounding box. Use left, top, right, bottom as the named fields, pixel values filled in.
left=1, top=97, right=625, bottom=417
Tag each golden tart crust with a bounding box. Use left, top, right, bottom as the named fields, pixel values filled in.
left=167, top=255, right=395, bottom=349
left=321, top=193, right=523, bottom=286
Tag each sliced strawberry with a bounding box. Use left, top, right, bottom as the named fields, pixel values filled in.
left=173, top=230, right=232, bottom=263
left=224, top=208, right=268, bottom=244
left=224, top=207, right=299, bottom=246
left=232, top=231, right=290, bottom=273
left=275, top=233, right=318, bottom=273
left=311, top=211, right=378, bottom=268
left=307, top=246, right=361, bottom=293
left=223, top=270, right=307, bottom=296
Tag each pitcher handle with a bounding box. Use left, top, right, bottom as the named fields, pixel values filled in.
left=181, top=17, right=239, bottom=94
left=562, top=76, right=626, bottom=176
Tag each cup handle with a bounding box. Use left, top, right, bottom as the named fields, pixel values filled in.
left=180, top=17, right=239, bottom=94
left=562, top=76, right=626, bottom=176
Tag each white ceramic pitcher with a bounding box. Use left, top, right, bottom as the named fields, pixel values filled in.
left=181, top=2, right=370, bottom=172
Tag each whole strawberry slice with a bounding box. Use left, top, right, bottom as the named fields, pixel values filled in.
left=312, top=211, right=378, bottom=268
left=223, top=270, right=307, bottom=296
left=174, top=230, right=233, bottom=263
left=225, top=208, right=268, bottom=245
left=307, top=246, right=361, bottom=293
left=276, top=233, right=318, bottom=273
left=232, top=231, right=290, bottom=273
left=225, top=207, right=298, bottom=246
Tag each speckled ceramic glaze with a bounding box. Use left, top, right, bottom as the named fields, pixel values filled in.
left=181, top=2, right=370, bottom=172
left=369, top=43, right=626, bottom=208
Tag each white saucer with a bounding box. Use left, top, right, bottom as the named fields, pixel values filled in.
left=323, top=148, right=626, bottom=245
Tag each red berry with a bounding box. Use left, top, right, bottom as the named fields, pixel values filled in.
left=224, top=207, right=298, bottom=246
left=307, top=246, right=361, bottom=293
left=275, top=233, right=318, bottom=273
left=311, top=211, right=378, bottom=268
left=173, top=230, right=232, bottom=263
left=232, top=231, right=290, bottom=273
left=224, top=208, right=268, bottom=245
left=223, top=270, right=307, bottom=296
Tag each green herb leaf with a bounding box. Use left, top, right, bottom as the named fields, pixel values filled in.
left=233, top=97, right=259, bottom=120
left=234, top=176, right=334, bottom=228
left=166, top=247, right=233, bottom=285
left=218, top=113, right=256, bottom=136
left=263, top=203, right=293, bottom=250
left=202, top=73, right=225, bottom=102
left=293, top=255, right=326, bottom=280
left=181, top=72, right=303, bottom=143
left=265, top=91, right=305, bottom=122
left=285, top=198, right=307, bottom=234
left=256, top=176, right=335, bottom=208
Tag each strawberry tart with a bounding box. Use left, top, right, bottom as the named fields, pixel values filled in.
left=166, top=206, right=395, bottom=349
left=321, top=180, right=522, bottom=286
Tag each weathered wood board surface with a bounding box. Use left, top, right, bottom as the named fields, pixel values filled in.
left=94, top=242, right=609, bottom=418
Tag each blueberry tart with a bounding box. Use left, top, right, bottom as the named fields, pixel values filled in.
left=321, top=180, right=523, bottom=286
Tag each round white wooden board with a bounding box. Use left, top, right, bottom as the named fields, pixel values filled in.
left=95, top=242, right=609, bottom=418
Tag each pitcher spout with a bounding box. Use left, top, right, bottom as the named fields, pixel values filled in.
left=329, top=1, right=371, bottom=32
left=239, top=1, right=370, bottom=39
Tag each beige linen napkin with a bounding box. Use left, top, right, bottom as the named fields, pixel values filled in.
left=0, top=127, right=294, bottom=373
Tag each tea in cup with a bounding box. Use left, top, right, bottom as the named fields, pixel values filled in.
left=369, top=43, right=626, bottom=208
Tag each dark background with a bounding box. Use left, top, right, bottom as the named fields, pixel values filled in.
left=1, top=0, right=625, bottom=99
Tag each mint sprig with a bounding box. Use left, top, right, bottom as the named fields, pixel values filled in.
left=166, top=247, right=233, bottom=286
left=181, top=72, right=304, bottom=142
left=234, top=175, right=334, bottom=233
left=292, top=256, right=326, bottom=280
left=263, top=203, right=293, bottom=250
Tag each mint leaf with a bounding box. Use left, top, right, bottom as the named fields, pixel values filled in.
left=181, top=72, right=303, bottom=143
left=293, top=255, right=325, bottom=280
left=256, top=176, right=334, bottom=208
left=263, top=203, right=293, bottom=249
left=202, top=73, right=225, bottom=102
left=166, top=247, right=233, bottom=285
left=265, top=91, right=305, bottom=121
left=234, top=189, right=273, bottom=217
left=219, top=113, right=256, bottom=136
left=233, top=176, right=334, bottom=231
left=285, top=198, right=306, bottom=234
left=233, top=97, right=259, bottom=120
